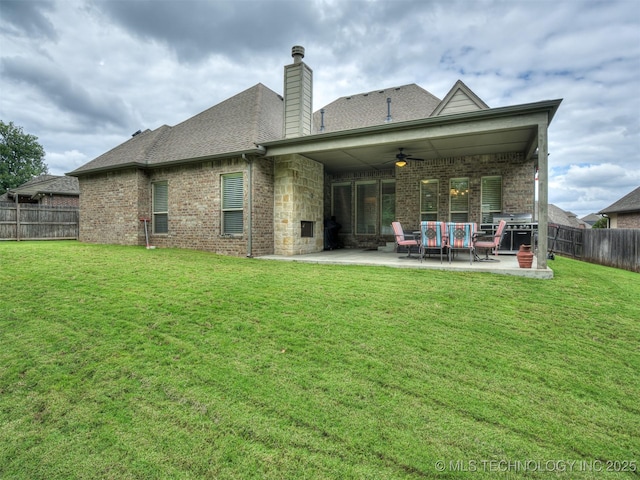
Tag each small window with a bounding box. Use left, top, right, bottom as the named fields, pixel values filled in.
left=449, top=178, right=469, bottom=222
left=301, top=221, right=314, bottom=237
left=420, top=179, right=439, bottom=221
left=481, top=176, right=502, bottom=223
left=222, top=173, right=244, bottom=235
left=152, top=181, right=168, bottom=234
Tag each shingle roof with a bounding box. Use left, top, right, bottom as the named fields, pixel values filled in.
left=599, top=186, right=640, bottom=214
left=312, top=84, right=441, bottom=134
left=9, top=174, right=79, bottom=196
left=70, top=83, right=284, bottom=175
left=547, top=203, right=590, bottom=229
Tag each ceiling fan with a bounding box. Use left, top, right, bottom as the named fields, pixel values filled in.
left=393, top=148, right=424, bottom=167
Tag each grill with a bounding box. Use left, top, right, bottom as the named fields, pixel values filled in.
left=482, top=213, right=537, bottom=254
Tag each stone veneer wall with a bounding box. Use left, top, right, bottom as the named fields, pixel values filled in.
left=78, top=157, right=275, bottom=256
left=395, top=152, right=535, bottom=227
left=78, top=168, right=147, bottom=245
left=274, top=154, right=324, bottom=255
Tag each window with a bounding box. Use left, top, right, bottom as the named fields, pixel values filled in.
left=449, top=178, right=469, bottom=222
left=420, top=179, right=439, bottom=221
left=222, top=173, right=243, bottom=235
left=332, top=183, right=352, bottom=234
left=356, top=182, right=377, bottom=235
left=481, top=176, right=502, bottom=223
left=380, top=180, right=395, bottom=235
left=152, top=181, right=168, bottom=234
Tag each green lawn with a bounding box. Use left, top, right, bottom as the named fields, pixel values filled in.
left=0, top=241, right=638, bottom=479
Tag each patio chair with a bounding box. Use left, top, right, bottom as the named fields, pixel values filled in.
left=473, top=219, right=507, bottom=261
left=446, top=222, right=476, bottom=265
left=419, top=221, right=447, bottom=263
left=392, top=221, right=420, bottom=258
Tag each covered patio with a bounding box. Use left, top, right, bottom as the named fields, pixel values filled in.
left=258, top=248, right=553, bottom=279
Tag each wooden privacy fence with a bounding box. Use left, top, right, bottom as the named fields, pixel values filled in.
left=548, top=224, right=640, bottom=273
left=0, top=202, right=79, bottom=241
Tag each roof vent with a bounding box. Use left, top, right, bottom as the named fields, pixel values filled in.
left=291, top=45, right=305, bottom=64
left=132, top=130, right=142, bottom=137
left=385, top=97, right=392, bottom=123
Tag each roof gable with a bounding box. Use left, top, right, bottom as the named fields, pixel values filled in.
left=313, top=84, right=441, bottom=134
left=599, top=186, right=640, bottom=214
left=430, top=80, right=489, bottom=117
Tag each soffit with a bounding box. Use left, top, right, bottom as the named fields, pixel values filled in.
left=264, top=101, right=560, bottom=174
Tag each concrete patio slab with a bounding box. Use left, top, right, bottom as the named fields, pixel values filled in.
left=257, top=248, right=554, bottom=279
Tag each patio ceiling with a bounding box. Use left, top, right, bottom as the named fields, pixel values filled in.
left=263, top=99, right=561, bottom=174
left=306, top=126, right=538, bottom=173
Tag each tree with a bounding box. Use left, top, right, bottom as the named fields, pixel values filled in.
left=0, top=120, right=48, bottom=194
left=592, top=217, right=608, bottom=228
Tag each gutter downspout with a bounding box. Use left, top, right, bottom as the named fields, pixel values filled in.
left=242, top=153, right=253, bottom=258
left=242, top=145, right=266, bottom=258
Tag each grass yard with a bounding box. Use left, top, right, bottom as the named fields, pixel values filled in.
left=0, top=241, right=638, bottom=479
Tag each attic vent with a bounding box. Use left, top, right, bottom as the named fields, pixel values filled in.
left=132, top=130, right=142, bottom=137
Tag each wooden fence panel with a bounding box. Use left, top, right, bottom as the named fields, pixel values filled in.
left=583, top=228, right=640, bottom=273
left=0, top=202, right=79, bottom=240
left=548, top=224, right=639, bottom=273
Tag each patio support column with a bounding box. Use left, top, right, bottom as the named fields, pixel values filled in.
left=537, top=118, right=549, bottom=269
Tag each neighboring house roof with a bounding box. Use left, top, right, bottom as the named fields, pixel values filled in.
left=70, top=83, right=284, bottom=175
left=538, top=202, right=590, bottom=228
left=430, top=80, right=489, bottom=117
left=598, top=186, right=640, bottom=214
left=5, top=174, right=79, bottom=199
left=312, top=83, right=441, bottom=133
left=581, top=213, right=602, bottom=225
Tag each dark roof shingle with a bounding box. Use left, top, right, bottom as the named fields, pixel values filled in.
left=9, top=174, right=79, bottom=196
left=599, top=186, right=640, bottom=214
left=70, top=83, right=283, bottom=175
left=313, top=84, right=440, bottom=133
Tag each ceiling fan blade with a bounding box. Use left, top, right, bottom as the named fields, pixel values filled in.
left=406, top=156, right=424, bottom=161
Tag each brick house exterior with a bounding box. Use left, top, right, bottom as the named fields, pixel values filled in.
left=69, top=46, right=561, bottom=269
left=599, top=186, right=640, bottom=229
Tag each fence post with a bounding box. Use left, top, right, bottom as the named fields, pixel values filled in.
left=15, top=199, right=20, bottom=242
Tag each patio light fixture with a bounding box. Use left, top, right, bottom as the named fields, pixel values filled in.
left=395, top=159, right=407, bottom=167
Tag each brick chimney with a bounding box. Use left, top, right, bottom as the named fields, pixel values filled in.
left=283, top=46, right=313, bottom=138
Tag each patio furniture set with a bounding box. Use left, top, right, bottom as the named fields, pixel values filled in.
left=392, top=220, right=508, bottom=265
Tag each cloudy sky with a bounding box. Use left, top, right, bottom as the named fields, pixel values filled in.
left=1, top=0, right=639, bottom=217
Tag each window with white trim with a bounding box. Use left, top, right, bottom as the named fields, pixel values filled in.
left=222, top=173, right=243, bottom=235
left=481, top=176, right=502, bottom=223
left=420, top=179, right=439, bottom=221
left=449, top=177, right=469, bottom=222
left=152, top=181, right=168, bottom=234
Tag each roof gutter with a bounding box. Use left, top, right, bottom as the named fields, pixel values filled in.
left=66, top=146, right=267, bottom=177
